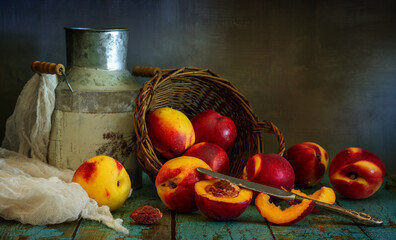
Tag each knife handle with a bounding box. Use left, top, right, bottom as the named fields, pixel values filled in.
left=295, top=195, right=383, bottom=225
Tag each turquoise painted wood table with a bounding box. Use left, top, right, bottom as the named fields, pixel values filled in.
left=1, top=173, right=395, bottom=240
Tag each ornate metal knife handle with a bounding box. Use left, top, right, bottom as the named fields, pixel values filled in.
left=295, top=195, right=383, bottom=225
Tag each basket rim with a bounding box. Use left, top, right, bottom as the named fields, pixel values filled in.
left=132, top=66, right=285, bottom=182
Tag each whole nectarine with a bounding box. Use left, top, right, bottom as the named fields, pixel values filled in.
left=191, top=110, right=236, bottom=153
left=243, top=153, right=295, bottom=199
left=146, top=107, right=195, bottom=159
left=183, top=142, right=230, bottom=175
left=72, top=156, right=132, bottom=211
left=155, top=156, right=212, bottom=213
left=329, top=147, right=385, bottom=199
left=284, top=142, right=329, bottom=187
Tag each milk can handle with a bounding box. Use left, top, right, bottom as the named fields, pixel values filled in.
left=132, top=66, right=161, bottom=77
left=253, top=120, right=286, bottom=156
left=31, top=61, right=65, bottom=75
left=31, top=61, right=74, bottom=92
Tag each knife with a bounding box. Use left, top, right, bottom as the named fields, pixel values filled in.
left=196, top=167, right=383, bottom=226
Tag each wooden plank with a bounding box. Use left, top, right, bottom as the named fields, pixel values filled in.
left=73, top=173, right=172, bottom=240
left=175, top=204, right=275, bottom=240
left=1, top=173, right=395, bottom=239
left=268, top=209, right=369, bottom=240
left=0, top=217, right=78, bottom=239
left=265, top=183, right=370, bottom=240
left=329, top=174, right=396, bottom=240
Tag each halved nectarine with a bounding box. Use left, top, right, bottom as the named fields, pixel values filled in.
left=290, top=186, right=336, bottom=212
left=195, top=179, right=253, bottom=221
left=255, top=192, right=315, bottom=225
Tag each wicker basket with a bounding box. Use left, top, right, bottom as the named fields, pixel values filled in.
left=132, top=66, right=285, bottom=182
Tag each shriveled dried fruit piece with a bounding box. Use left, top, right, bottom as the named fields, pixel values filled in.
left=130, top=205, right=163, bottom=225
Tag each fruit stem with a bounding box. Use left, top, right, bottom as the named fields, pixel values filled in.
left=349, top=172, right=358, bottom=180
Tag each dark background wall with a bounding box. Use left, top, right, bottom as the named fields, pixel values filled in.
left=1, top=0, right=395, bottom=173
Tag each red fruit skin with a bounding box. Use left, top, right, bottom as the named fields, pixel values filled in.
left=183, top=142, right=230, bottom=175
left=195, top=194, right=251, bottom=221
left=146, top=108, right=195, bottom=159
left=194, top=179, right=253, bottom=221
left=155, top=157, right=213, bottom=213
left=245, top=153, right=295, bottom=192
left=77, top=161, right=97, bottom=182
left=191, top=110, right=237, bottom=153
left=329, top=148, right=385, bottom=199
left=284, top=142, right=328, bottom=187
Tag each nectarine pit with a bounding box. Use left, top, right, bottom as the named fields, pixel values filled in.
left=130, top=205, right=163, bottom=225
left=205, top=180, right=240, bottom=198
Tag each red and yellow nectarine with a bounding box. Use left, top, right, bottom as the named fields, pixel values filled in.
left=243, top=153, right=295, bottom=201
left=155, top=156, right=212, bottom=213
left=72, top=156, right=131, bottom=211
left=284, top=142, right=329, bottom=187
left=146, top=107, right=195, bottom=159
left=191, top=110, right=237, bottom=153
left=329, top=147, right=385, bottom=199
left=183, top=142, right=230, bottom=175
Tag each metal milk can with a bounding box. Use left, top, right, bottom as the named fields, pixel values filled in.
left=48, top=27, right=142, bottom=188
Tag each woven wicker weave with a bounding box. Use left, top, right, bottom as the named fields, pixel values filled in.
left=132, top=66, right=285, bottom=182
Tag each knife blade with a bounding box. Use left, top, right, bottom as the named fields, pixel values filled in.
left=196, top=167, right=383, bottom=226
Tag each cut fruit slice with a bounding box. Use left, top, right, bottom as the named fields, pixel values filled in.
left=255, top=192, right=315, bottom=225
left=291, top=186, right=336, bottom=212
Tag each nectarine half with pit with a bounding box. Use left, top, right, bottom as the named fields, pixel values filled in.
left=195, top=179, right=253, bottom=221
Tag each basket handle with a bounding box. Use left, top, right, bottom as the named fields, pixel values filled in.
left=31, top=61, right=65, bottom=75
left=132, top=66, right=161, bottom=77
left=253, top=120, right=285, bottom=156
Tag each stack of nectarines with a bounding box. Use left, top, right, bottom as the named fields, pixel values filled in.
left=148, top=107, right=241, bottom=216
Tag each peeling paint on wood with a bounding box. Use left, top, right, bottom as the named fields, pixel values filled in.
left=1, top=174, right=395, bottom=239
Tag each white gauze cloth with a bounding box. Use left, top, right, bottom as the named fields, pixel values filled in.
left=0, top=74, right=129, bottom=234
